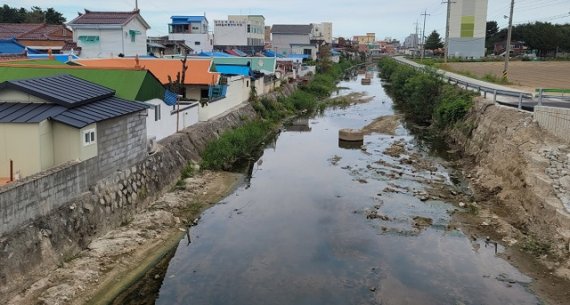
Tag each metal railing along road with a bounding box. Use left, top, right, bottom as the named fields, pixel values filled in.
left=392, top=57, right=569, bottom=112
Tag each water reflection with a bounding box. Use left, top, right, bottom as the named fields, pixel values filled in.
left=124, top=73, right=541, bottom=305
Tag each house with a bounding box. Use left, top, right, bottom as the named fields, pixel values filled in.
left=214, top=15, right=265, bottom=53
left=494, top=40, right=527, bottom=56
left=168, top=16, right=213, bottom=53
left=147, top=36, right=192, bottom=57
left=0, top=38, right=40, bottom=62
left=0, top=74, right=148, bottom=182
left=0, top=23, right=77, bottom=54
left=310, top=22, right=333, bottom=44
left=271, top=24, right=314, bottom=57
left=67, top=9, right=150, bottom=58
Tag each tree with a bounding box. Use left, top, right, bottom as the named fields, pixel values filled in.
left=45, top=8, right=66, bottom=24
left=486, top=21, right=499, bottom=37
left=0, top=5, right=65, bottom=24
left=424, top=30, right=443, bottom=50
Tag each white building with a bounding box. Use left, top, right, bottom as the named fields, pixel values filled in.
left=310, top=22, right=333, bottom=44
left=214, top=15, right=265, bottom=51
left=67, top=9, right=150, bottom=58
left=271, top=24, right=313, bottom=57
left=448, top=0, right=488, bottom=58
left=404, top=33, right=419, bottom=49
left=168, top=16, right=213, bottom=53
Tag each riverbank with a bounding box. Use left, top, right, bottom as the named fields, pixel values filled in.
left=378, top=57, right=570, bottom=304
left=7, top=170, right=242, bottom=305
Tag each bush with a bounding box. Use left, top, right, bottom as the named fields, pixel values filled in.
left=201, top=120, right=272, bottom=170
left=378, top=57, right=473, bottom=129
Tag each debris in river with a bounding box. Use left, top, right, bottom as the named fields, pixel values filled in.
left=413, top=216, right=433, bottom=227
left=365, top=210, right=390, bottom=220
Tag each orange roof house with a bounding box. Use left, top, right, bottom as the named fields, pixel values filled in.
left=73, top=58, right=220, bottom=85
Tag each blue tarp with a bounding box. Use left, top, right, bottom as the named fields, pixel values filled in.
left=0, top=38, right=40, bottom=55
left=232, top=49, right=248, bottom=57
left=214, top=64, right=252, bottom=76
left=163, top=89, right=179, bottom=106
left=27, top=53, right=79, bottom=63
left=263, top=50, right=285, bottom=58
left=287, top=54, right=310, bottom=59
left=197, top=51, right=236, bottom=57
left=208, top=85, right=228, bottom=99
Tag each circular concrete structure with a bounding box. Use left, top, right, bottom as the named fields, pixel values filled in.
left=339, top=128, right=364, bottom=142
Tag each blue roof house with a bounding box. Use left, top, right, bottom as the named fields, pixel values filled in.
left=0, top=38, right=40, bottom=55
left=168, top=16, right=213, bottom=53
left=0, top=74, right=148, bottom=180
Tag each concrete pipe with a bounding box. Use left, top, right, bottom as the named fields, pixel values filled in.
left=339, top=128, right=364, bottom=142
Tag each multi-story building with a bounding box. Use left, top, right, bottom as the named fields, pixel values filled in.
left=448, top=0, right=488, bottom=58
left=168, top=15, right=213, bottom=53
left=68, top=9, right=150, bottom=58
left=353, top=33, right=376, bottom=45
left=271, top=24, right=314, bottom=58
left=213, top=15, right=265, bottom=53
left=310, top=22, right=333, bottom=44
left=404, top=34, right=419, bottom=49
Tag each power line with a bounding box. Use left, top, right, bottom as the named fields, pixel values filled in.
left=442, top=0, right=455, bottom=63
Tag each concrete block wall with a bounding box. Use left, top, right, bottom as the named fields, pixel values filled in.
left=0, top=104, right=258, bottom=298
left=98, top=113, right=147, bottom=178
left=0, top=112, right=147, bottom=235
left=534, top=106, right=570, bottom=143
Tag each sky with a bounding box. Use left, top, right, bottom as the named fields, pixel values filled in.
left=4, top=0, right=570, bottom=41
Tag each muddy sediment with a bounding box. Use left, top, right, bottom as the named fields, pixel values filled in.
left=6, top=171, right=242, bottom=305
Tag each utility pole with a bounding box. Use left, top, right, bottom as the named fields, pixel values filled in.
left=503, top=0, right=515, bottom=80
left=413, top=21, right=419, bottom=59
left=442, top=0, right=455, bottom=62
left=421, top=10, right=430, bottom=61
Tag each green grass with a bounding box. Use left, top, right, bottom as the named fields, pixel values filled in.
left=201, top=120, right=273, bottom=171
left=201, top=59, right=359, bottom=172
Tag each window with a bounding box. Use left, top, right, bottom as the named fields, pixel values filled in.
left=195, top=41, right=201, bottom=45
left=247, top=24, right=251, bottom=33
left=303, top=49, right=312, bottom=56
left=83, top=129, right=96, bottom=146
left=154, top=104, right=161, bottom=121
left=78, top=36, right=99, bottom=44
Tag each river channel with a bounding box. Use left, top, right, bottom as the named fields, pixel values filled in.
left=123, top=72, right=543, bottom=305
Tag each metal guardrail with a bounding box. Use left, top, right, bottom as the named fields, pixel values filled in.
left=392, top=58, right=567, bottom=111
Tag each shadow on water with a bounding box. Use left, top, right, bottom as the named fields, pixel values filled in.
left=114, top=72, right=543, bottom=305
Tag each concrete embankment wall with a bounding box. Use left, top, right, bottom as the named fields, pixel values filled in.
left=534, top=106, right=570, bottom=143
left=449, top=100, right=570, bottom=255
left=0, top=103, right=258, bottom=298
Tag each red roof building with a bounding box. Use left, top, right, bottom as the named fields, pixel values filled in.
left=0, top=23, right=76, bottom=53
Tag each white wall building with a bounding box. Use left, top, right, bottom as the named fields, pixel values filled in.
left=448, top=0, right=488, bottom=58
left=271, top=24, right=313, bottom=57
left=311, top=22, right=333, bottom=44
left=145, top=99, right=199, bottom=142
left=168, top=16, right=213, bottom=53
left=214, top=15, right=265, bottom=49
left=68, top=9, right=150, bottom=58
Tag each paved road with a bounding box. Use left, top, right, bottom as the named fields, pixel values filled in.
left=393, top=57, right=570, bottom=111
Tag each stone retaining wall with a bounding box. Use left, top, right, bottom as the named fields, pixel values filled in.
left=0, top=103, right=257, bottom=296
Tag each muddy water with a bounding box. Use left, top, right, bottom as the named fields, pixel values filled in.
left=131, top=74, right=542, bottom=305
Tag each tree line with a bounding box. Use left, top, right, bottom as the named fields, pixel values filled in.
left=486, top=20, right=570, bottom=57
left=0, top=5, right=66, bottom=24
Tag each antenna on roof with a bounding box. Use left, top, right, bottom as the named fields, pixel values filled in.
left=135, top=0, right=138, bottom=10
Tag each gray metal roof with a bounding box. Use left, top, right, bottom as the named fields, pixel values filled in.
left=52, top=96, right=147, bottom=128
left=271, top=24, right=312, bottom=35
left=0, top=74, right=115, bottom=108
left=0, top=75, right=148, bottom=128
